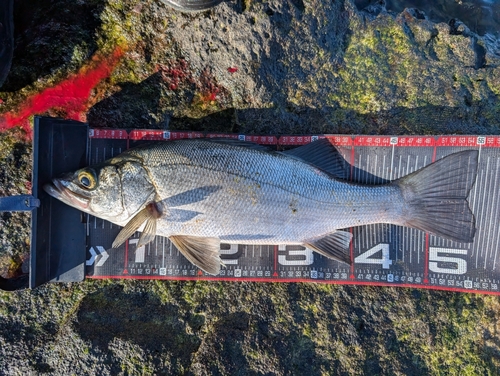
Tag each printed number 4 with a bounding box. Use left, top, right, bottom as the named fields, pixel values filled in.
left=355, top=244, right=392, bottom=269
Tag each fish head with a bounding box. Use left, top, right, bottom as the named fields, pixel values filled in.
left=43, top=158, right=156, bottom=225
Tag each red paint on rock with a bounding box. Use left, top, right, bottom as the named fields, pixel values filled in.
left=0, top=46, right=125, bottom=137
left=227, top=66, right=238, bottom=73
left=157, top=59, right=194, bottom=91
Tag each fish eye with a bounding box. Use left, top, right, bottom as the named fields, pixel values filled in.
left=77, top=170, right=96, bottom=190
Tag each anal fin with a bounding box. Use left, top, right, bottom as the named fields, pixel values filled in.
left=170, top=235, right=221, bottom=275
left=304, top=231, right=352, bottom=264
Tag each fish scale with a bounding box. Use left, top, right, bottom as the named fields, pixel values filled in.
left=129, top=140, right=404, bottom=243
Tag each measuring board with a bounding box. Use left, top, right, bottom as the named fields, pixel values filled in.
left=75, top=129, right=500, bottom=295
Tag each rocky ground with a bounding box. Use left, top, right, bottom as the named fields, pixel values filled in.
left=0, top=0, right=500, bottom=374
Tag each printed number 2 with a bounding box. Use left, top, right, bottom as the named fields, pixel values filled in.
left=355, top=244, right=392, bottom=269
left=429, top=247, right=467, bottom=275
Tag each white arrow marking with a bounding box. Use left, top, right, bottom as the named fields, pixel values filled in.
left=95, top=246, right=109, bottom=267
left=86, top=247, right=97, bottom=266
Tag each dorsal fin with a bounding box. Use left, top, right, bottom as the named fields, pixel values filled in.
left=282, top=139, right=348, bottom=179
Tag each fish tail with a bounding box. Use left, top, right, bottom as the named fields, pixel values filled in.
left=395, top=150, right=479, bottom=243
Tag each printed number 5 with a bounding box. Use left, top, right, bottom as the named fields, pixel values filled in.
left=429, top=248, right=467, bottom=275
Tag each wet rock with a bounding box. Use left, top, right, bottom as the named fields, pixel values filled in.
left=0, top=0, right=499, bottom=374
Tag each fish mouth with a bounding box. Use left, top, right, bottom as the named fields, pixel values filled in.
left=43, top=179, right=90, bottom=210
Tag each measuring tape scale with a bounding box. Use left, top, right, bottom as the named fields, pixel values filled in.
left=83, top=132, right=500, bottom=295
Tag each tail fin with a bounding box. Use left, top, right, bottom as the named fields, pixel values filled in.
left=395, top=150, right=478, bottom=243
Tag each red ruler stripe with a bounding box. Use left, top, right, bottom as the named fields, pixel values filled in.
left=89, top=131, right=500, bottom=149
left=89, top=129, right=128, bottom=139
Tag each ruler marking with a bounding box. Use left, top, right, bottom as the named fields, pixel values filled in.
left=486, top=156, right=499, bottom=267
left=390, top=145, right=395, bottom=180
left=398, top=155, right=402, bottom=179
left=475, top=167, right=486, bottom=268
left=470, top=148, right=482, bottom=260
left=124, top=236, right=129, bottom=271
left=493, top=223, right=500, bottom=270
left=491, top=156, right=500, bottom=270
left=424, top=233, right=430, bottom=283
left=366, top=223, right=370, bottom=250
left=273, top=245, right=278, bottom=276
left=366, top=154, right=370, bottom=184
left=135, top=244, right=145, bottom=263
left=479, top=160, right=489, bottom=260
left=424, top=145, right=437, bottom=281
left=350, top=228, right=355, bottom=279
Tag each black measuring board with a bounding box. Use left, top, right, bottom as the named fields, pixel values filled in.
left=80, top=130, right=500, bottom=295
left=31, top=117, right=88, bottom=288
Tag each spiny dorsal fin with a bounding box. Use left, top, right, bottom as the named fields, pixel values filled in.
left=170, top=235, right=221, bottom=275
left=304, top=230, right=352, bottom=264
left=282, top=139, right=348, bottom=179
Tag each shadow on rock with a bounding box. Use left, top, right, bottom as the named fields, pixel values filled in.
left=75, top=285, right=201, bottom=367
left=87, top=72, right=170, bottom=129
left=167, top=101, right=500, bottom=137
left=2, top=0, right=105, bottom=92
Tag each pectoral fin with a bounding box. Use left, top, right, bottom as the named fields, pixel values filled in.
left=304, top=231, right=352, bottom=264
left=138, top=217, right=157, bottom=247
left=170, top=235, right=221, bottom=275
left=112, top=202, right=162, bottom=249
left=112, top=207, right=151, bottom=248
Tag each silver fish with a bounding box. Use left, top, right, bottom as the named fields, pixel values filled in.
left=44, top=139, right=478, bottom=275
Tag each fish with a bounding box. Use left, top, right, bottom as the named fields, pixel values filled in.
left=43, top=139, right=479, bottom=275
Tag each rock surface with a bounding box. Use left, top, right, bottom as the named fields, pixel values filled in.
left=0, top=0, right=499, bottom=374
